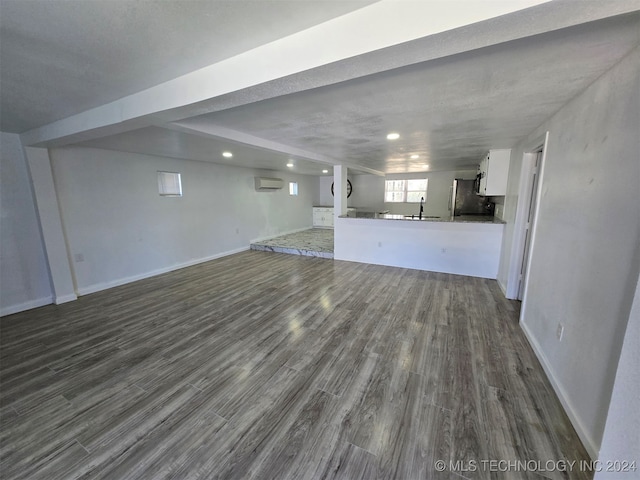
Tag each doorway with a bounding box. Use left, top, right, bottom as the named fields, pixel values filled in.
left=505, top=132, right=548, bottom=302
left=517, top=150, right=542, bottom=300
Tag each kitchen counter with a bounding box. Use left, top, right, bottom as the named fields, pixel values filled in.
left=335, top=212, right=504, bottom=279
left=339, top=211, right=504, bottom=224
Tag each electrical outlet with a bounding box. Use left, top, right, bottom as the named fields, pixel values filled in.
left=235, top=228, right=239, bottom=234
left=556, top=323, right=564, bottom=341
left=378, top=241, right=382, bottom=247
left=74, top=253, right=84, bottom=263
left=441, top=248, right=447, bottom=254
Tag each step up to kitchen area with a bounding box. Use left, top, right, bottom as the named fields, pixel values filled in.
left=250, top=228, right=334, bottom=259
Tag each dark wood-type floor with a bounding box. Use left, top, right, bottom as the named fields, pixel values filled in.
left=1, top=251, right=591, bottom=480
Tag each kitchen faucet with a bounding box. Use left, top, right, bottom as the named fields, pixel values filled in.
left=419, top=197, right=424, bottom=220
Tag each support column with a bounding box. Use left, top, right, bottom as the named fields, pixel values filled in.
left=333, top=165, right=348, bottom=219
left=24, top=147, right=77, bottom=304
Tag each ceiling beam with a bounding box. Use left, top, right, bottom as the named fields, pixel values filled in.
left=166, top=121, right=385, bottom=176
left=18, top=0, right=638, bottom=149
left=18, top=0, right=554, bottom=148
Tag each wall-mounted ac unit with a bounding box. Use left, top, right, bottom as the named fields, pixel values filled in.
left=255, top=177, right=284, bottom=190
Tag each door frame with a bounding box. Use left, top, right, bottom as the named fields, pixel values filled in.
left=505, top=131, right=549, bottom=303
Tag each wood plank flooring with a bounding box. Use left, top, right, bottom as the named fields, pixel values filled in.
left=0, top=251, right=591, bottom=479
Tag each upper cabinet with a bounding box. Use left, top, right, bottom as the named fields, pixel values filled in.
left=478, top=149, right=511, bottom=196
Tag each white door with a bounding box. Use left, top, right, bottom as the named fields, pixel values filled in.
left=518, top=151, right=542, bottom=300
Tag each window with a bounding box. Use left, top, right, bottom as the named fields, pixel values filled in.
left=157, top=171, right=182, bottom=197
left=385, top=180, right=405, bottom=203
left=384, top=178, right=427, bottom=203
left=406, top=178, right=428, bottom=203
left=289, top=182, right=298, bottom=196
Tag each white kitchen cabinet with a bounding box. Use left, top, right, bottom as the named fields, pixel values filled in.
left=313, top=207, right=356, bottom=228
left=313, top=207, right=334, bottom=228
left=478, top=149, right=511, bottom=196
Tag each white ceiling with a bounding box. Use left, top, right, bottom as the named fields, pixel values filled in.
left=1, top=1, right=639, bottom=176
left=181, top=15, right=640, bottom=173
left=0, top=0, right=376, bottom=132
left=75, top=126, right=333, bottom=176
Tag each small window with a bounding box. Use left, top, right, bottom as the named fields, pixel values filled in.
left=158, top=171, right=182, bottom=197
left=289, top=182, right=298, bottom=196
left=384, top=178, right=427, bottom=203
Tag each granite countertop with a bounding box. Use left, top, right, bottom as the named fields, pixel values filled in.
left=313, top=205, right=358, bottom=208
left=339, top=211, right=505, bottom=224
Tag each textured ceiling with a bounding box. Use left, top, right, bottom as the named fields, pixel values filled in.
left=1, top=1, right=638, bottom=175
left=76, top=126, right=332, bottom=176
left=0, top=0, right=376, bottom=132
left=158, top=14, right=640, bottom=173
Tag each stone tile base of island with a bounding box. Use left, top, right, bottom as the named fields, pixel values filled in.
left=335, top=216, right=504, bottom=279
left=250, top=229, right=334, bottom=259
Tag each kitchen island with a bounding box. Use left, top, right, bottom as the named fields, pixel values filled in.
left=342, top=211, right=504, bottom=223
left=334, top=213, right=504, bottom=278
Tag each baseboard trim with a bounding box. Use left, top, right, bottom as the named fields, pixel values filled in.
left=77, top=246, right=249, bottom=296
left=520, top=321, right=599, bottom=460
left=1, top=296, right=53, bottom=317
left=55, top=293, right=77, bottom=305
left=497, top=278, right=508, bottom=297
left=250, top=226, right=313, bottom=244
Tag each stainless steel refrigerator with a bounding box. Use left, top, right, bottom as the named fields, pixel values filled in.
left=449, top=179, right=494, bottom=216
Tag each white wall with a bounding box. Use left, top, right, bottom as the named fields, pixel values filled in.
left=0, top=133, right=53, bottom=316
left=349, top=174, right=385, bottom=212
left=317, top=170, right=476, bottom=217
left=384, top=170, right=476, bottom=217
left=500, top=47, right=640, bottom=458
left=317, top=175, right=334, bottom=206
left=317, top=174, right=386, bottom=210
left=595, top=275, right=640, bottom=478
left=49, top=147, right=315, bottom=295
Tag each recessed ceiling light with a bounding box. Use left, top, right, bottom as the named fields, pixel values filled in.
left=411, top=154, right=420, bottom=159
left=322, top=169, right=328, bottom=174
left=222, top=151, right=233, bottom=158
left=386, top=133, right=400, bottom=140
left=423, top=164, right=430, bottom=169
left=286, top=162, right=294, bottom=168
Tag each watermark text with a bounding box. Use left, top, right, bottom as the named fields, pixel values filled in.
left=434, top=459, right=638, bottom=474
